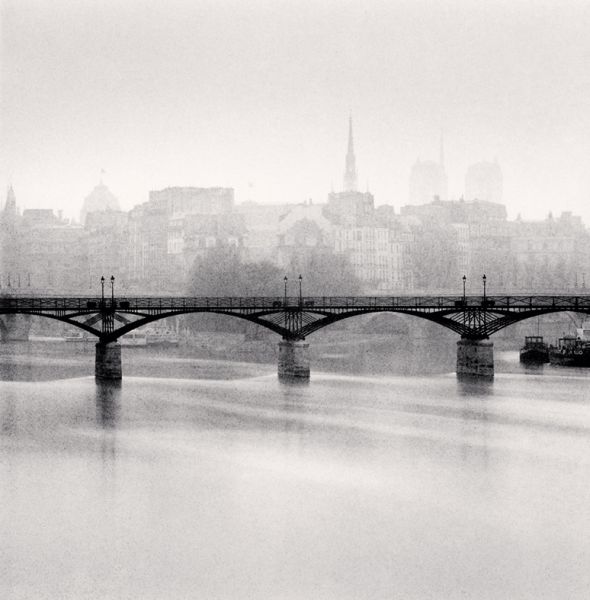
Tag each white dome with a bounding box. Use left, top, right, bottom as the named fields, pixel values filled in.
left=80, top=183, right=120, bottom=224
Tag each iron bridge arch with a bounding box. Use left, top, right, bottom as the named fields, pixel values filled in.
left=1, top=295, right=589, bottom=343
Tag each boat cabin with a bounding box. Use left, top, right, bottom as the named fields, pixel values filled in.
left=523, top=336, right=545, bottom=347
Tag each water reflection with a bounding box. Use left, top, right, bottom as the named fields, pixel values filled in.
left=0, top=386, right=17, bottom=435
left=0, top=342, right=33, bottom=381
left=279, top=378, right=311, bottom=437
left=1, top=351, right=590, bottom=599
left=278, top=375, right=310, bottom=386
left=521, top=362, right=545, bottom=374
left=95, top=380, right=121, bottom=429
left=459, top=395, right=491, bottom=467
left=456, top=377, right=494, bottom=397
left=95, top=380, right=121, bottom=463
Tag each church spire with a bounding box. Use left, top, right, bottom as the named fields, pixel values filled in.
left=343, top=115, right=358, bottom=192
left=4, top=185, right=16, bottom=214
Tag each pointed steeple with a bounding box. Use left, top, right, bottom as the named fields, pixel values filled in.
left=4, top=185, right=16, bottom=214
left=343, top=115, right=358, bottom=192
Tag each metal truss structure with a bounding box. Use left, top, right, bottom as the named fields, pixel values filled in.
left=1, top=295, right=590, bottom=343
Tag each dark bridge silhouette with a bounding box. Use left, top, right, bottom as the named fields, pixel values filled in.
left=1, top=294, right=589, bottom=380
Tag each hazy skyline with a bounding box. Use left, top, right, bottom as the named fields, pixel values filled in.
left=2, top=0, right=590, bottom=222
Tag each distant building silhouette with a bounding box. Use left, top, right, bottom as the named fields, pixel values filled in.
left=343, top=115, right=358, bottom=192
left=465, top=160, right=503, bottom=204
left=127, top=186, right=239, bottom=291
left=80, top=180, right=120, bottom=225
left=327, top=117, right=374, bottom=227
left=0, top=186, right=19, bottom=287
left=408, top=136, right=448, bottom=205
left=321, top=119, right=413, bottom=290
left=148, top=187, right=234, bottom=216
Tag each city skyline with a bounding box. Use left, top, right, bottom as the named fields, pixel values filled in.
left=2, top=1, right=590, bottom=222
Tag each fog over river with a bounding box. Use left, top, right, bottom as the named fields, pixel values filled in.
left=1, top=342, right=589, bottom=599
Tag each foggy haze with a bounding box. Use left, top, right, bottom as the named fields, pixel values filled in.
left=1, top=0, right=590, bottom=222
left=2, top=4, right=590, bottom=599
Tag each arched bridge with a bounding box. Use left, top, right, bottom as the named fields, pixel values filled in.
left=1, top=294, right=589, bottom=380
left=1, top=294, right=589, bottom=341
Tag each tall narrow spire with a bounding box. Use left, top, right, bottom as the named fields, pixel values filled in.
left=4, top=185, right=16, bottom=214
left=343, top=115, right=358, bottom=192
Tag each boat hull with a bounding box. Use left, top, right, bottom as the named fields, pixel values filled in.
left=549, top=349, right=590, bottom=367
left=519, top=348, right=549, bottom=364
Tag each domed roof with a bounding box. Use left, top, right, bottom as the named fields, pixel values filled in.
left=80, top=182, right=120, bottom=225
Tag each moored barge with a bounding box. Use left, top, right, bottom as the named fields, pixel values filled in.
left=548, top=320, right=590, bottom=367
left=519, top=336, right=549, bottom=364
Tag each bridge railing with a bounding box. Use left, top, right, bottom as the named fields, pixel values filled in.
left=1, top=295, right=590, bottom=311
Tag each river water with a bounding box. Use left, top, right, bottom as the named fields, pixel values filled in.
left=1, top=341, right=589, bottom=599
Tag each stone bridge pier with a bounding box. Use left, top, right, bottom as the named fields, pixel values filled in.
left=456, top=337, right=494, bottom=379
left=95, top=341, right=122, bottom=380
left=278, top=339, right=310, bottom=380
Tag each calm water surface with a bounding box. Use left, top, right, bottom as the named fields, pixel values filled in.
left=1, top=343, right=590, bottom=599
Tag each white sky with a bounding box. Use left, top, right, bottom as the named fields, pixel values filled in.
left=1, top=0, right=590, bottom=223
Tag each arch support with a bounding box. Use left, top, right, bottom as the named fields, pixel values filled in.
left=278, top=339, right=310, bottom=381
left=456, top=337, right=494, bottom=379
left=95, top=342, right=122, bottom=380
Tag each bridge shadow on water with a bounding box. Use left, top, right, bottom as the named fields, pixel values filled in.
left=95, top=380, right=121, bottom=429
left=278, top=375, right=310, bottom=386
left=95, top=380, right=121, bottom=465
left=456, top=376, right=494, bottom=397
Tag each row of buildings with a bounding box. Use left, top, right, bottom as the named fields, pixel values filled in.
left=1, top=121, right=588, bottom=295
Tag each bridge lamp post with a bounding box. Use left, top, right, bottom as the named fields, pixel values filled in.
left=298, top=274, right=302, bottom=307
left=284, top=276, right=288, bottom=306
left=483, top=274, right=487, bottom=303
left=462, top=275, right=466, bottom=303
left=101, top=276, right=105, bottom=302
left=110, top=275, right=115, bottom=305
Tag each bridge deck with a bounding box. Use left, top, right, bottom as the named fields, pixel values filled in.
left=2, top=295, right=589, bottom=342
left=1, top=294, right=590, bottom=311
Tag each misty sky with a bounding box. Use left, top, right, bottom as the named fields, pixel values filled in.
left=1, top=0, right=590, bottom=223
